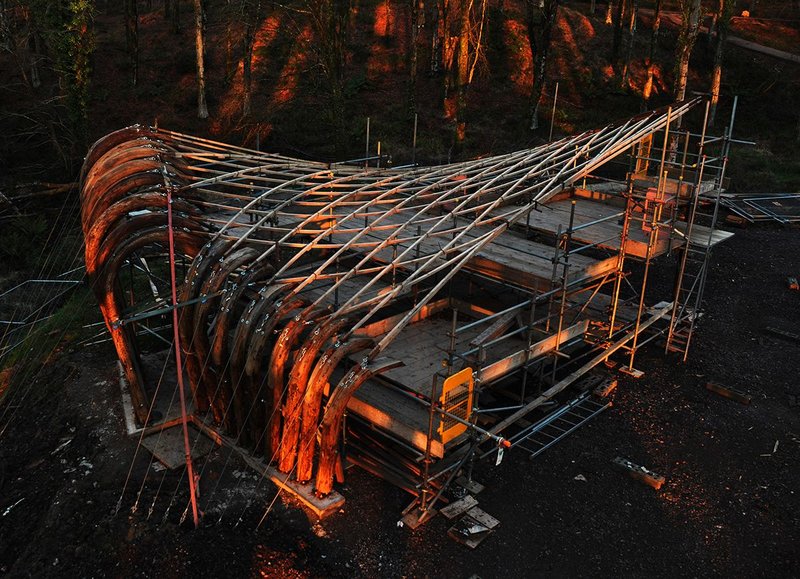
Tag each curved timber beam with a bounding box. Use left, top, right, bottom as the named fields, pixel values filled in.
left=315, top=358, right=403, bottom=496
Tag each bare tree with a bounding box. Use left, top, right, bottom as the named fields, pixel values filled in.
left=620, top=0, right=637, bottom=86
left=453, top=0, right=486, bottom=146
left=526, top=0, right=559, bottom=130
left=674, top=0, right=702, bottom=104
left=125, top=0, right=139, bottom=86
left=611, top=0, right=627, bottom=61
left=431, top=0, right=485, bottom=145
left=241, top=0, right=262, bottom=116
left=171, top=0, right=181, bottom=33
left=430, top=0, right=448, bottom=74
left=307, top=0, right=351, bottom=153
left=407, top=0, right=423, bottom=114
left=193, top=0, right=209, bottom=118
left=454, top=0, right=469, bottom=143
left=642, top=0, right=661, bottom=107
left=709, top=0, right=735, bottom=126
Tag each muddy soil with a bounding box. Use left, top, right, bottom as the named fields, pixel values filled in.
left=1, top=223, right=798, bottom=578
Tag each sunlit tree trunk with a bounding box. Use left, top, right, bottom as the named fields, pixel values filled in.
left=709, top=0, right=734, bottom=127
left=193, top=0, right=209, bottom=118
left=454, top=0, right=469, bottom=145
left=242, top=22, right=254, bottom=115
left=642, top=0, right=661, bottom=108
left=605, top=0, right=613, bottom=25
left=441, top=0, right=456, bottom=115
left=430, top=0, right=447, bottom=74
left=242, top=0, right=262, bottom=116
left=621, top=0, right=637, bottom=87
left=674, top=0, right=701, bottom=104
left=527, top=0, right=559, bottom=131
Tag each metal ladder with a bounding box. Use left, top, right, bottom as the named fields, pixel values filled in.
left=511, top=392, right=612, bottom=460
left=666, top=165, right=722, bottom=360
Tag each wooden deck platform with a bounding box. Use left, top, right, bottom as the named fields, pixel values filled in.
left=345, top=306, right=590, bottom=458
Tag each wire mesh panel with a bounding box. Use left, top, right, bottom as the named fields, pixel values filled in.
left=438, top=367, right=474, bottom=445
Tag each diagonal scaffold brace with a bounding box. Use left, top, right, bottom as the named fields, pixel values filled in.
left=165, top=178, right=200, bottom=529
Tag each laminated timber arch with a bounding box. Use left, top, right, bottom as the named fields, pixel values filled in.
left=81, top=100, right=703, bottom=497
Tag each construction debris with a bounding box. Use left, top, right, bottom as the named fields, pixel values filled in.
left=719, top=193, right=800, bottom=224
left=447, top=506, right=500, bottom=549
left=612, top=456, right=666, bottom=490
left=440, top=495, right=480, bottom=520
left=765, top=327, right=800, bottom=344
left=787, top=277, right=799, bottom=291
left=705, top=382, right=753, bottom=405
left=593, top=377, right=618, bottom=398
left=455, top=476, right=485, bottom=495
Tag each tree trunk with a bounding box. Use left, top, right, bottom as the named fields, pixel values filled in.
left=431, top=0, right=448, bottom=75
left=29, top=30, right=42, bottom=89
left=125, top=0, right=139, bottom=86
left=642, top=0, right=661, bottom=107
left=308, top=0, right=350, bottom=154
left=590, top=0, right=596, bottom=15
left=454, top=0, right=469, bottom=146
left=611, top=0, right=627, bottom=62
left=441, top=0, right=456, bottom=115
left=193, top=0, right=209, bottom=118
left=408, top=0, right=422, bottom=114
left=242, top=0, right=262, bottom=116
left=225, top=0, right=233, bottom=82
left=243, top=21, right=254, bottom=116
left=605, top=0, right=613, bottom=25
left=621, top=0, right=637, bottom=87
left=674, top=0, right=701, bottom=104
left=709, top=0, right=734, bottom=127
left=172, top=0, right=181, bottom=33
left=527, top=0, right=559, bottom=131
left=796, top=112, right=800, bottom=144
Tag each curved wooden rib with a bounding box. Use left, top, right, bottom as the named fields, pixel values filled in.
left=80, top=100, right=700, bottom=489
left=315, top=358, right=403, bottom=496
left=296, top=337, right=373, bottom=484
left=278, top=317, right=350, bottom=474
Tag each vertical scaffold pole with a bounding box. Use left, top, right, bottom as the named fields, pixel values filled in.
left=166, top=185, right=200, bottom=529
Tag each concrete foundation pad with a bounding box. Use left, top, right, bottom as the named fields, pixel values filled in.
left=191, top=415, right=345, bottom=519
left=141, top=425, right=215, bottom=470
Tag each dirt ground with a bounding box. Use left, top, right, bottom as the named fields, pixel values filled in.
left=0, top=220, right=798, bottom=578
